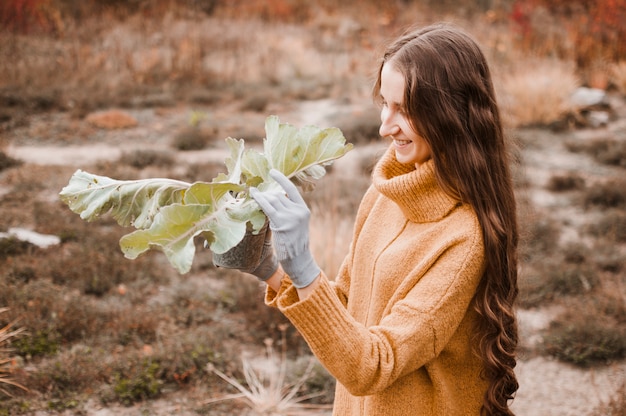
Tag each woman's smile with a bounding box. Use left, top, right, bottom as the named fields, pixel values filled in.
left=393, top=137, right=412, bottom=147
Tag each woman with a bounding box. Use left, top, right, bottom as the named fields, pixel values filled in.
left=218, top=22, right=519, bottom=416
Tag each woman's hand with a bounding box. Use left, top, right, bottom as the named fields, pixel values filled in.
left=250, top=169, right=321, bottom=289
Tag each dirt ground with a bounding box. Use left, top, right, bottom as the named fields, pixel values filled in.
left=4, top=96, right=626, bottom=415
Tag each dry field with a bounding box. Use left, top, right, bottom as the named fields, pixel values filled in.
left=1, top=1, right=625, bottom=415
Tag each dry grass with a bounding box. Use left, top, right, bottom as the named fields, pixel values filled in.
left=609, top=61, right=626, bottom=94
left=307, top=173, right=369, bottom=279
left=0, top=8, right=380, bottom=114
left=203, top=326, right=332, bottom=415
left=496, top=58, right=580, bottom=128
left=0, top=308, right=27, bottom=397
left=0, top=1, right=604, bottom=130
left=592, top=383, right=626, bottom=416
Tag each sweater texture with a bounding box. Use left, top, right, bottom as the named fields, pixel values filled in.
left=266, top=145, right=487, bottom=415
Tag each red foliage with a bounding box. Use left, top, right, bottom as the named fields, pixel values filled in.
left=0, top=0, right=53, bottom=34
left=510, top=0, right=626, bottom=67
left=511, top=1, right=532, bottom=37
left=218, top=0, right=312, bottom=23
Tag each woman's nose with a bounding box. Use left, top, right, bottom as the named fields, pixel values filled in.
left=379, top=110, right=400, bottom=138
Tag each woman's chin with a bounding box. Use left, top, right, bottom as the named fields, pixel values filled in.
left=394, top=148, right=414, bottom=165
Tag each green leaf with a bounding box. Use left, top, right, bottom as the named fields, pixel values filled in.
left=120, top=190, right=261, bottom=274
left=240, top=148, right=270, bottom=186
left=213, top=138, right=246, bottom=185
left=59, top=115, right=352, bottom=274
left=59, top=170, right=190, bottom=229
left=263, top=115, right=353, bottom=190
left=214, top=138, right=269, bottom=189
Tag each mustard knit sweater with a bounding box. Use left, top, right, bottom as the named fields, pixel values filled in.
left=266, top=146, right=487, bottom=415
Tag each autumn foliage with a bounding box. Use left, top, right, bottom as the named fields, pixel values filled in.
left=511, top=0, right=626, bottom=68
left=0, top=0, right=53, bottom=33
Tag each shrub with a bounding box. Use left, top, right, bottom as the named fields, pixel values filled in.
left=46, top=398, right=79, bottom=412
left=53, top=297, right=110, bottom=344
left=48, top=229, right=168, bottom=296
left=239, top=94, right=270, bottom=113
left=565, top=138, right=626, bottom=168
left=591, top=282, right=626, bottom=325
left=0, top=151, right=22, bottom=172
left=583, top=180, right=626, bottom=209
left=546, top=172, right=585, bottom=192
left=27, top=346, right=105, bottom=396
left=13, top=330, right=60, bottom=359
left=181, top=161, right=228, bottom=183
left=587, top=210, right=626, bottom=243
left=561, top=242, right=586, bottom=264
left=591, top=241, right=625, bottom=274
left=5, top=266, right=36, bottom=285
left=553, top=263, right=598, bottom=294
left=171, top=127, right=213, bottom=151
left=542, top=300, right=626, bottom=366
left=1, top=253, right=164, bottom=355
left=119, top=149, right=174, bottom=169
left=593, top=141, right=626, bottom=167
left=112, top=306, right=160, bottom=346
left=112, top=359, right=162, bottom=406
left=213, top=270, right=300, bottom=347
left=0, top=237, right=33, bottom=259
left=518, top=260, right=597, bottom=307
left=518, top=215, right=561, bottom=262
left=144, top=326, right=231, bottom=387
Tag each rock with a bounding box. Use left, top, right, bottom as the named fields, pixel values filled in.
left=587, top=110, right=610, bottom=128
left=565, top=88, right=613, bottom=129
left=0, top=227, right=60, bottom=248
left=569, top=87, right=608, bottom=109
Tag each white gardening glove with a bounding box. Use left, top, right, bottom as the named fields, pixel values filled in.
left=250, top=169, right=321, bottom=288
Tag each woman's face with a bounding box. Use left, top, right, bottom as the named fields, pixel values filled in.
left=378, top=62, right=432, bottom=167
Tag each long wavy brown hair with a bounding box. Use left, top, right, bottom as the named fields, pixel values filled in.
left=373, top=23, right=519, bottom=415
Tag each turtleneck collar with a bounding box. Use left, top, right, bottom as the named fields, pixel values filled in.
left=372, top=146, right=459, bottom=223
